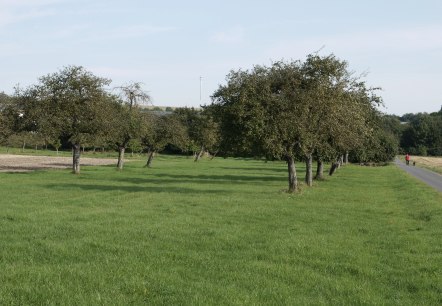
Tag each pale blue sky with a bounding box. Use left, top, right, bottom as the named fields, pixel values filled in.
left=1, top=0, right=441, bottom=115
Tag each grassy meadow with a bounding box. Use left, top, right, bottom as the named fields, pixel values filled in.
left=0, top=155, right=441, bottom=305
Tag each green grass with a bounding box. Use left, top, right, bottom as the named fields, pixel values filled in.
left=0, top=156, right=441, bottom=305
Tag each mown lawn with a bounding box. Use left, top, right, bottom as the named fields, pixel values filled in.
left=0, top=155, right=441, bottom=305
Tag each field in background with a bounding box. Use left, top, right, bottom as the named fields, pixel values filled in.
left=409, top=155, right=442, bottom=175
left=0, top=156, right=441, bottom=304
left=399, top=155, right=442, bottom=175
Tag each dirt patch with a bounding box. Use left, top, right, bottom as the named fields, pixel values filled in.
left=0, top=154, right=117, bottom=172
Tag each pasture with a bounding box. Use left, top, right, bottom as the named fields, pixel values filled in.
left=0, top=155, right=441, bottom=304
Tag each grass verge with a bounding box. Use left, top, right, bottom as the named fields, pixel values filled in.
left=0, top=156, right=441, bottom=304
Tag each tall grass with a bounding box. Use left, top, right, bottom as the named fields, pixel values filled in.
left=0, top=156, right=441, bottom=304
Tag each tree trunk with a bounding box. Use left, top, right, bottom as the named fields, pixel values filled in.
left=329, top=161, right=339, bottom=176
left=305, top=153, right=313, bottom=187
left=117, top=146, right=125, bottom=170
left=22, top=141, right=26, bottom=152
left=337, top=155, right=344, bottom=168
left=315, top=159, right=324, bottom=180
left=146, top=151, right=155, bottom=168
left=210, top=150, right=219, bottom=160
left=72, top=144, right=81, bottom=174
left=287, top=156, right=298, bottom=193
left=344, top=151, right=349, bottom=165
left=56, top=148, right=59, bottom=155
left=194, top=145, right=205, bottom=162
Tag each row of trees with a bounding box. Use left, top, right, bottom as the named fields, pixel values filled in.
left=1, top=54, right=397, bottom=192
left=208, top=54, right=394, bottom=191
left=0, top=66, right=220, bottom=174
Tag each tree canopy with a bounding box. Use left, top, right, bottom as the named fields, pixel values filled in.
left=211, top=54, right=383, bottom=192
left=14, top=66, right=112, bottom=173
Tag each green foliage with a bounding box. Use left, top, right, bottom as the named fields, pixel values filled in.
left=15, top=66, right=112, bottom=147
left=350, top=128, right=399, bottom=163
left=0, top=92, right=16, bottom=145
left=174, top=107, right=220, bottom=156
left=211, top=53, right=382, bottom=190
left=349, top=113, right=400, bottom=163
left=140, top=113, right=189, bottom=155
left=127, top=138, right=143, bottom=154
left=400, top=112, right=442, bottom=156
left=0, top=157, right=441, bottom=304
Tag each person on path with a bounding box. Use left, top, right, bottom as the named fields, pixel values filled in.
left=405, top=153, right=410, bottom=165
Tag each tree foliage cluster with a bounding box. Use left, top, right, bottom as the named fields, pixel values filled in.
left=398, top=110, right=442, bottom=156
left=0, top=67, right=219, bottom=173
left=209, top=54, right=389, bottom=191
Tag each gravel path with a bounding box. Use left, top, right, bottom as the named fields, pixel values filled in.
left=0, top=154, right=117, bottom=172
left=395, top=158, right=442, bottom=193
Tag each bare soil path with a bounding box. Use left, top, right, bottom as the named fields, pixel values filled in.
left=0, top=154, right=117, bottom=172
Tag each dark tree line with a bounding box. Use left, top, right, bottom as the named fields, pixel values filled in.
left=398, top=110, right=442, bottom=156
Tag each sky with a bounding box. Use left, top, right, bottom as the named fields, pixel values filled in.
left=1, top=0, right=441, bottom=116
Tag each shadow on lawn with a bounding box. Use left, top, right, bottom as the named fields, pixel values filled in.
left=218, top=166, right=288, bottom=173
left=45, top=183, right=227, bottom=195
left=119, top=173, right=285, bottom=185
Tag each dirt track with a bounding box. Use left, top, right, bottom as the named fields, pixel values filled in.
left=0, top=154, right=117, bottom=172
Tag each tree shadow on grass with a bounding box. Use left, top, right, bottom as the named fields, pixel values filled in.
left=44, top=183, right=227, bottom=195
left=118, top=173, right=285, bottom=186
left=218, top=166, right=287, bottom=173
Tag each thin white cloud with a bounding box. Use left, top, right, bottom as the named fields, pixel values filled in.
left=89, top=66, right=147, bottom=79
left=267, top=25, right=442, bottom=59
left=112, top=25, right=177, bottom=38
left=210, top=26, right=245, bottom=44
left=0, top=0, right=63, bottom=28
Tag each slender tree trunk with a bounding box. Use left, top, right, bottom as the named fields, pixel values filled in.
left=210, top=150, right=219, bottom=160
left=117, top=146, right=125, bottom=170
left=315, top=159, right=324, bottom=180
left=344, top=151, right=349, bottom=165
left=329, top=160, right=339, bottom=176
left=287, top=156, right=298, bottom=193
left=305, top=153, right=313, bottom=187
left=56, top=147, right=59, bottom=155
left=22, top=141, right=25, bottom=152
left=73, top=144, right=81, bottom=174
left=146, top=151, right=155, bottom=168
left=194, top=145, right=205, bottom=162
left=337, top=155, right=344, bottom=168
